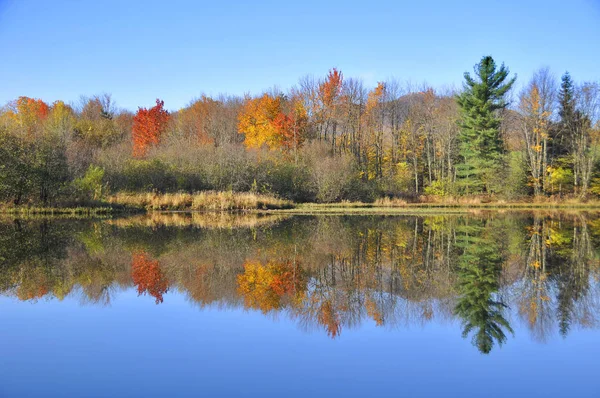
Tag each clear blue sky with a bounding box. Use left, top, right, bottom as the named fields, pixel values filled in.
left=1, top=0, right=599, bottom=111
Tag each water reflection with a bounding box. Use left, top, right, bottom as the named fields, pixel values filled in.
left=1, top=212, right=599, bottom=354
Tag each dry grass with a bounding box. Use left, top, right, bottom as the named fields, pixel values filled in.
left=417, top=195, right=600, bottom=208
left=281, top=195, right=600, bottom=214
left=373, top=197, right=409, bottom=207
left=108, top=191, right=294, bottom=211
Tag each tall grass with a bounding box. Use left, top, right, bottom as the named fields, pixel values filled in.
left=108, top=191, right=294, bottom=211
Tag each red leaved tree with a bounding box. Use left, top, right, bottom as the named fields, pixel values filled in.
left=15, top=96, right=50, bottom=136
left=132, top=99, right=170, bottom=157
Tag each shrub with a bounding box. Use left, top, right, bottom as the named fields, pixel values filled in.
left=73, top=164, right=105, bottom=200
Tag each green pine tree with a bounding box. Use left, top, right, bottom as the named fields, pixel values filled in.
left=456, top=56, right=516, bottom=194
left=553, top=72, right=577, bottom=157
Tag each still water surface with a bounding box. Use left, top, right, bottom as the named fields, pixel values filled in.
left=1, top=212, right=599, bottom=397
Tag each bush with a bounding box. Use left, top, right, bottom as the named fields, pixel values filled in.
left=304, top=144, right=357, bottom=203
left=424, top=178, right=456, bottom=197
left=0, top=132, right=70, bottom=205
left=115, top=158, right=177, bottom=192
left=73, top=164, right=105, bottom=200
left=502, top=151, right=530, bottom=199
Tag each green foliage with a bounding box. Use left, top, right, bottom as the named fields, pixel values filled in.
left=549, top=165, right=574, bottom=196
left=74, top=165, right=105, bottom=200
left=424, top=178, right=456, bottom=197
left=0, top=132, right=70, bottom=205
left=456, top=56, right=516, bottom=194
left=380, top=161, right=415, bottom=198
left=256, top=160, right=314, bottom=202
left=0, top=133, right=34, bottom=204
left=118, top=159, right=177, bottom=193
left=555, top=72, right=577, bottom=157
left=503, top=151, right=530, bottom=199
left=34, top=137, right=71, bottom=204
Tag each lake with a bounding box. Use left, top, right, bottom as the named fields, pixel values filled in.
left=1, top=212, right=599, bottom=397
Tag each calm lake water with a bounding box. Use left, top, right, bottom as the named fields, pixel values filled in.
left=1, top=212, right=599, bottom=397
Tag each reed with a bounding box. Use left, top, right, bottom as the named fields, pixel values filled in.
left=108, top=191, right=294, bottom=211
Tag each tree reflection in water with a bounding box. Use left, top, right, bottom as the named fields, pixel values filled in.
left=1, top=212, right=599, bottom=353
left=453, top=218, right=513, bottom=354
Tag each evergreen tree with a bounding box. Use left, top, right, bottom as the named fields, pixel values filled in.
left=553, top=72, right=577, bottom=157
left=456, top=56, right=516, bottom=194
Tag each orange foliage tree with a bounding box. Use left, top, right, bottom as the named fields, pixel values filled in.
left=131, top=252, right=169, bottom=304
left=132, top=99, right=170, bottom=157
left=273, top=98, right=309, bottom=153
left=319, top=68, right=343, bottom=109
left=177, top=95, right=218, bottom=145
left=315, top=68, right=344, bottom=143
left=238, top=94, right=308, bottom=151
left=14, top=96, right=50, bottom=135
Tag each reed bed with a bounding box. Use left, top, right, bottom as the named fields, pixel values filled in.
left=108, top=191, right=294, bottom=211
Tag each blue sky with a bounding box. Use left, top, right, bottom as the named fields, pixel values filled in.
left=0, top=0, right=599, bottom=111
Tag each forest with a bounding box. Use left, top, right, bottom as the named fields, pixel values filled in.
left=1, top=55, right=599, bottom=207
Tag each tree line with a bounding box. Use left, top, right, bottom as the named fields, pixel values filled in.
left=1, top=55, right=599, bottom=205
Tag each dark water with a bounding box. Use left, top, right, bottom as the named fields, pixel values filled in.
left=1, top=212, right=599, bottom=397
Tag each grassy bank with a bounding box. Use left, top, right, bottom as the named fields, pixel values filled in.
left=4, top=192, right=600, bottom=217
left=107, top=191, right=294, bottom=211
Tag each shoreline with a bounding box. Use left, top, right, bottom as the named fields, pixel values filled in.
left=4, top=201, right=600, bottom=216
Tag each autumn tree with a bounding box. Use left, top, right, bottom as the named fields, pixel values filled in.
left=238, top=94, right=308, bottom=152
left=132, top=99, right=170, bottom=157
left=554, top=75, right=600, bottom=197
left=46, top=100, right=76, bottom=139
left=238, top=94, right=282, bottom=149
left=398, top=93, right=427, bottom=194
left=339, top=77, right=367, bottom=159
left=0, top=97, right=70, bottom=204
left=10, top=96, right=50, bottom=136
left=273, top=96, right=308, bottom=156
left=73, top=95, right=122, bottom=147
left=364, top=82, right=386, bottom=179
left=177, top=95, right=219, bottom=145
left=518, top=69, right=555, bottom=197
left=316, top=68, right=344, bottom=148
